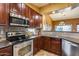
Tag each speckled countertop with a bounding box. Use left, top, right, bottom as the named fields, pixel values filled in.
left=25, top=35, right=79, bottom=44
left=61, top=36, right=79, bottom=44
left=0, top=35, right=79, bottom=49
left=0, top=36, right=38, bottom=49
left=0, top=40, right=12, bottom=49
left=42, top=35, right=79, bottom=44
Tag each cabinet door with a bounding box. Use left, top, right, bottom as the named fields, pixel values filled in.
left=35, top=13, right=42, bottom=28
left=9, top=3, right=21, bottom=15
left=50, top=38, right=61, bottom=55
left=25, top=5, right=29, bottom=18
left=29, top=8, right=35, bottom=28
left=0, top=3, right=9, bottom=25
left=37, top=37, right=43, bottom=50
left=0, top=46, right=13, bottom=56
left=43, top=37, right=51, bottom=51
left=33, top=38, right=39, bottom=55
left=33, top=37, right=43, bottom=55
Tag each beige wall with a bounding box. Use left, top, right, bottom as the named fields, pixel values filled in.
left=42, top=14, right=52, bottom=25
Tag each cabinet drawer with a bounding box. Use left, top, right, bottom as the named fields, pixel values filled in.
left=0, top=46, right=13, bottom=56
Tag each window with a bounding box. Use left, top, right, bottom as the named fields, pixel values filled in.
left=77, top=25, right=79, bottom=32
left=55, top=26, right=62, bottom=32
left=55, top=25, right=72, bottom=32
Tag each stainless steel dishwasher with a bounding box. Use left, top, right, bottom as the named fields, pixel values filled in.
left=62, top=39, right=79, bottom=56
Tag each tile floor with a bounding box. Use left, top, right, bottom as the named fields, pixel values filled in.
left=35, top=50, right=58, bottom=56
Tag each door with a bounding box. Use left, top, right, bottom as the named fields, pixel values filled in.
left=13, top=40, right=33, bottom=56
left=43, top=37, right=51, bottom=51
left=50, top=38, right=61, bottom=55
left=29, top=8, right=35, bottom=28
left=33, top=37, right=43, bottom=55
left=0, top=46, right=13, bottom=56
left=33, top=38, right=38, bottom=55
left=0, top=3, right=9, bottom=25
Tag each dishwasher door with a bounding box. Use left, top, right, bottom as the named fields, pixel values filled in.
left=62, top=39, right=79, bottom=56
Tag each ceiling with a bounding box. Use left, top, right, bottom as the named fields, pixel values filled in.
left=31, top=3, right=49, bottom=8
left=49, top=5, right=79, bottom=21
left=27, top=3, right=79, bottom=21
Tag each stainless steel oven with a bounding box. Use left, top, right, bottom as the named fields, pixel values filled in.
left=13, top=40, right=33, bottom=56
left=6, top=32, right=33, bottom=56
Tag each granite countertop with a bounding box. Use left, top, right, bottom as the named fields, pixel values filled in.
left=29, top=35, right=41, bottom=39
left=61, top=36, right=79, bottom=44
left=28, top=35, right=79, bottom=44
left=0, top=36, right=39, bottom=49
left=0, top=35, right=79, bottom=49
left=42, top=35, right=79, bottom=44
left=0, top=40, right=12, bottom=49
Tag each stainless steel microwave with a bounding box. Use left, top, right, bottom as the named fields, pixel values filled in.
left=9, top=16, right=29, bottom=27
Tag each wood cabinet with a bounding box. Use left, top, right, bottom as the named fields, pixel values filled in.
left=33, top=12, right=42, bottom=28
left=0, top=3, right=42, bottom=27
left=0, top=46, right=13, bottom=56
left=9, top=3, right=21, bottom=15
left=33, top=36, right=62, bottom=55
left=50, top=38, right=62, bottom=55
left=33, top=37, right=43, bottom=55
left=29, top=8, right=35, bottom=28
left=43, top=37, right=51, bottom=51
left=0, top=3, right=9, bottom=25
left=42, top=36, right=62, bottom=55
left=28, top=7, right=42, bottom=28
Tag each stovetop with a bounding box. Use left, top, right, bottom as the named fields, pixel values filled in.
left=11, top=38, right=31, bottom=44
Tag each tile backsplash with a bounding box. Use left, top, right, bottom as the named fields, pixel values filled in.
left=0, top=26, right=26, bottom=41
left=0, top=26, right=5, bottom=36
left=8, top=27, right=26, bottom=32
left=0, top=26, right=6, bottom=41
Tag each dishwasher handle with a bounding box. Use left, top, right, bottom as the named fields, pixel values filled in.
left=68, top=41, right=78, bottom=47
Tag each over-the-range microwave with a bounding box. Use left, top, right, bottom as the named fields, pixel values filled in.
left=9, top=16, right=29, bottom=27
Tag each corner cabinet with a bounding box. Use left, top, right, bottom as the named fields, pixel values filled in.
left=42, top=36, right=62, bottom=55
left=0, top=46, right=13, bottom=56
left=50, top=37, right=62, bottom=55
left=28, top=7, right=42, bottom=28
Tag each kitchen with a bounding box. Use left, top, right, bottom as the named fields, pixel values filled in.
left=0, top=3, right=79, bottom=56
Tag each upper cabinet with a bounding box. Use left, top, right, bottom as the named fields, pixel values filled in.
left=9, top=3, right=21, bottom=15
left=28, top=7, right=42, bottom=28
left=33, top=12, right=42, bottom=28
left=0, top=3, right=42, bottom=28
left=28, top=8, right=35, bottom=28
left=0, top=3, right=9, bottom=26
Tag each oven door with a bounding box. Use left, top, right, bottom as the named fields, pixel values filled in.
left=13, top=40, right=33, bottom=56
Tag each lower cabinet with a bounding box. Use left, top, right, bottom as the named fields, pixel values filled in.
left=33, top=37, right=43, bottom=55
left=50, top=38, right=62, bottom=55
left=0, top=45, right=13, bottom=56
left=33, top=36, right=62, bottom=55
left=43, top=37, right=51, bottom=51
